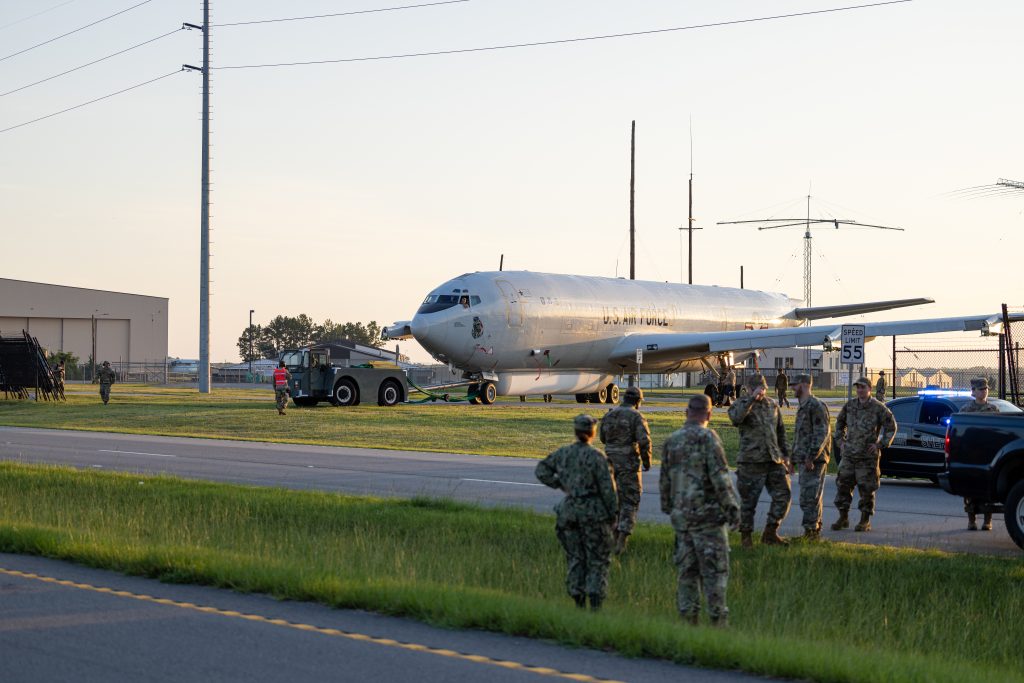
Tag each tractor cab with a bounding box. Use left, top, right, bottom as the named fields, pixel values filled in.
left=281, top=347, right=332, bottom=397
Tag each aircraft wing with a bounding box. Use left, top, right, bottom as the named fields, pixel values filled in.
left=783, top=297, right=933, bottom=321
left=608, top=312, right=1021, bottom=366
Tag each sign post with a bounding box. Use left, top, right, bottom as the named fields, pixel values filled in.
left=635, top=348, right=643, bottom=387
left=840, top=324, right=865, bottom=401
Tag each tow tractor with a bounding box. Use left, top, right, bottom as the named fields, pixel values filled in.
left=280, top=346, right=407, bottom=407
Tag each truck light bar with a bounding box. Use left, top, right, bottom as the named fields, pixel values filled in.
left=917, top=389, right=973, bottom=398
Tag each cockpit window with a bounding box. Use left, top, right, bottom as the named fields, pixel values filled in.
left=417, top=293, right=483, bottom=314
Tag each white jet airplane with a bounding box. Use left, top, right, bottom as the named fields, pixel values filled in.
left=384, top=271, right=1015, bottom=404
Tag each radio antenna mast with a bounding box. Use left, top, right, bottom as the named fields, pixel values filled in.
left=717, top=192, right=903, bottom=308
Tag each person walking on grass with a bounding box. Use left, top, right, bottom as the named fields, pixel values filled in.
left=536, top=414, right=618, bottom=611
left=599, top=385, right=652, bottom=555
left=831, top=377, right=897, bottom=533
left=959, top=378, right=998, bottom=531
left=272, top=360, right=292, bottom=415
left=660, top=394, right=740, bottom=627
left=788, top=374, right=832, bottom=540
left=728, top=373, right=791, bottom=547
left=96, top=361, right=116, bottom=404
left=875, top=370, right=887, bottom=401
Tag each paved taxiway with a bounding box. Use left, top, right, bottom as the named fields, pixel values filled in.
left=1, top=426, right=1018, bottom=556
left=0, top=553, right=764, bottom=683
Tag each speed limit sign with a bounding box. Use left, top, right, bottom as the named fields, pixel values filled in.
left=840, top=325, right=865, bottom=365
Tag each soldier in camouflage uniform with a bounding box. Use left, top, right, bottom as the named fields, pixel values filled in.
left=53, top=361, right=66, bottom=395
left=728, top=373, right=791, bottom=547
left=775, top=370, right=790, bottom=408
left=875, top=371, right=887, bottom=402
left=661, top=394, right=740, bottom=627
left=599, top=385, right=652, bottom=555
left=96, top=361, right=116, bottom=404
left=787, top=374, right=832, bottom=539
left=536, top=414, right=618, bottom=611
left=831, top=377, right=897, bottom=532
left=959, top=378, right=998, bottom=530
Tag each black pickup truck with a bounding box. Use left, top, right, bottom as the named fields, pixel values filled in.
left=940, top=412, right=1024, bottom=550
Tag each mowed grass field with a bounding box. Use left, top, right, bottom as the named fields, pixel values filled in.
left=0, top=463, right=1019, bottom=683
left=0, top=384, right=765, bottom=462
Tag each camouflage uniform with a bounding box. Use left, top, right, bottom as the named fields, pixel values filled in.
left=959, top=395, right=999, bottom=527
left=775, top=372, right=790, bottom=408
left=53, top=364, right=66, bottom=394
left=97, top=364, right=116, bottom=404
left=599, top=401, right=651, bottom=539
left=536, top=423, right=618, bottom=607
left=833, top=394, right=897, bottom=516
left=875, top=373, right=887, bottom=401
left=727, top=378, right=791, bottom=535
left=790, top=393, right=832, bottom=533
left=660, top=422, right=740, bottom=624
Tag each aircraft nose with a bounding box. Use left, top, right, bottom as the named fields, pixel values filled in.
left=410, top=316, right=447, bottom=348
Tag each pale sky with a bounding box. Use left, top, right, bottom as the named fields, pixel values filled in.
left=2, top=0, right=1021, bottom=365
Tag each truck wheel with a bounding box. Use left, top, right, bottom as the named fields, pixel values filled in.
left=332, top=379, right=357, bottom=407
left=378, top=380, right=402, bottom=407
left=606, top=384, right=619, bottom=404
left=480, top=382, right=497, bottom=405
left=1005, top=479, right=1024, bottom=550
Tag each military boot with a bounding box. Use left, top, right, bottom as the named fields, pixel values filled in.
left=588, top=594, right=603, bottom=612
left=681, top=612, right=699, bottom=626
left=573, top=594, right=586, bottom=609
left=967, top=513, right=978, bottom=531
left=802, top=528, right=820, bottom=541
left=982, top=514, right=993, bottom=531
left=613, top=532, right=629, bottom=556
left=710, top=614, right=728, bottom=628
left=854, top=512, right=872, bottom=532
left=761, top=524, right=789, bottom=546
left=831, top=510, right=849, bottom=531
left=740, top=531, right=753, bottom=549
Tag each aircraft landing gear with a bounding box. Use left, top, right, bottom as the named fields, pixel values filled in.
left=468, top=383, right=481, bottom=405
left=480, top=382, right=497, bottom=405
left=605, top=384, right=619, bottom=404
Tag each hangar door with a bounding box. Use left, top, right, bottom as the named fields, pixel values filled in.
left=96, top=319, right=130, bottom=364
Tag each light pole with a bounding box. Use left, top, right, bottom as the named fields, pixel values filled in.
left=248, top=309, right=255, bottom=382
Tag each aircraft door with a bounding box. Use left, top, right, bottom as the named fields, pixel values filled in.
left=496, top=280, right=523, bottom=327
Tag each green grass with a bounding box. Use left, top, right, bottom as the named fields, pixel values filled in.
left=0, top=463, right=1019, bottom=683
left=1, top=385, right=764, bottom=462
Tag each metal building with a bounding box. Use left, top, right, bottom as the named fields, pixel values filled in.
left=0, top=278, right=168, bottom=366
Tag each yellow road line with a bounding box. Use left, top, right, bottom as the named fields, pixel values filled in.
left=0, top=567, right=626, bottom=683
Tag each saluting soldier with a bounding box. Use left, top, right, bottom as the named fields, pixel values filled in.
left=788, top=374, right=832, bottom=539
left=875, top=371, right=887, bottom=401
left=536, top=414, right=618, bottom=611
left=959, top=378, right=998, bottom=530
left=831, top=377, right=897, bottom=532
left=599, top=386, right=652, bottom=555
left=96, top=361, right=116, bottom=404
left=660, top=394, right=740, bottom=627
left=728, top=374, right=791, bottom=547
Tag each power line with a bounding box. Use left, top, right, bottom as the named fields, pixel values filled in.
left=214, top=0, right=912, bottom=70
left=0, top=69, right=183, bottom=135
left=0, top=28, right=183, bottom=98
left=0, top=0, right=156, bottom=63
left=0, top=0, right=78, bottom=32
left=212, top=0, right=470, bottom=28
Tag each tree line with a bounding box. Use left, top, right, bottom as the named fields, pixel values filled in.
left=237, top=316, right=384, bottom=361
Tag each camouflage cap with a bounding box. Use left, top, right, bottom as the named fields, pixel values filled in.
left=624, top=386, right=643, bottom=401
left=789, top=373, right=812, bottom=386
left=853, top=376, right=872, bottom=387
left=970, top=377, right=989, bottom=390
left=573, top=414, right=598, bottom=431
left=745, top=373, right=767, bottom=389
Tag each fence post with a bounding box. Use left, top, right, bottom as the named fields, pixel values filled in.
left=891, top=336, right=896, bottom=400
left=999, top=333, right=1006, bottom=400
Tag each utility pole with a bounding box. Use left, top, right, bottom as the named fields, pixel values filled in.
left=199, top=0, right=211, bottom=393
left=629, top=120, right=635, bottom=280
left=248, top=309, right=254, bottom=381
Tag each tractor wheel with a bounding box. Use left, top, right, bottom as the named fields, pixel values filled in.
left=378, top=380, right=402, bottom=407
left=332, top=379, right=357, bottom=407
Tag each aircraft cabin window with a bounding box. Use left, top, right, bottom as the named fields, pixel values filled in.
left=471, top=296, right=481, bottom=305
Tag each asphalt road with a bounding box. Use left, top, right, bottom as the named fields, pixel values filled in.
left=0, top=426, right=1018, bottom=556
left=0, top=553, right=763, bottom=683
